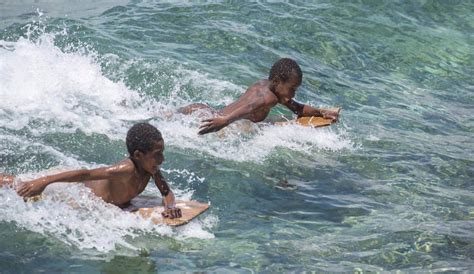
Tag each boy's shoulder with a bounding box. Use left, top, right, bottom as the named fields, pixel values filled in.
left=247, top=79, right=271, bottom=94
left=253, top=79, right=270, bottom=89
left=106, top=158, right=137, bottom=175
left=252, top=79, right=278, bottom=102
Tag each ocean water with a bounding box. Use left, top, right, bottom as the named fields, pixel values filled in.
left=0, top=1, right=473, bottom=272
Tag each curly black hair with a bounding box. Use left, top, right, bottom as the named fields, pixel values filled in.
left=126, top=123, right=163, bottom=155
left=268, top=58, right=302, bottom=85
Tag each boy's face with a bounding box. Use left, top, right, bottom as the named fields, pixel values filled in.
left=135, top=139, right=165, bottom=174
left=274, top=75, right=300, bottom=104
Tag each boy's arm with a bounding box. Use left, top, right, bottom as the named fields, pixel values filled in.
left=153, top=170, right=182, bottom=218
left=16, top=164, right=130, bottom=197
left=198, top=96, right=267, bottom=135
left=283, top=99, right=339, bottom=120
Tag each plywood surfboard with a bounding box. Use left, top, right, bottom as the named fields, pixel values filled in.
left=17, top=192, right=209, bottom=227
left=124, top=196, right=210, bottom=227
left=276, top=108, right=341, bottom=127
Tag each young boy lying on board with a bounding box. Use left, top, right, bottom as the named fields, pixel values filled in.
left=0, top=123, right=182, bottom=218
left=179, top=58, right=340, bottom=135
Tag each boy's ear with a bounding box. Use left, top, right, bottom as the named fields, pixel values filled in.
left=132, top=150, right=142, bottom=159
left=270, top=79, right=280, bottom=91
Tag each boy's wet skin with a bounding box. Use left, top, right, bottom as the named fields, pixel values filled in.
left=84, top=139, right=165, bottom=206
left=180, top=58, right=340, bottom=135
left=2, top=123, right=182, bottom=219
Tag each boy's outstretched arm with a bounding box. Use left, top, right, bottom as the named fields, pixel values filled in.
left=153, top=170, right=182, bottom=218
left=198, top=97, right=266, bottom=135
left=16, top=164, right=130, bottom=197
left=284, top=99, right=340, bottom=121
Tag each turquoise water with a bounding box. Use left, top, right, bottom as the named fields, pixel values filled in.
left=1, top=1, right=473, bottom=272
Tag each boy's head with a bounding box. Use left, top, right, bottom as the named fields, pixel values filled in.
left=126, top=123, right=165, bottom=173
left=269, top=58, right=303, bottom=103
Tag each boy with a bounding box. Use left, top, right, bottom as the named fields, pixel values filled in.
left=179, top=58, right=340, bottom=135
left=0, top=123, right=182, bottom=219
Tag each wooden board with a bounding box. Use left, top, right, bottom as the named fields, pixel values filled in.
left=275, top=108, right=340, bottom=127
left=124, top=196, right=210, bottom=227
left=16, top=191, right=209, bottom=227
left=275, top=116, right=334, bottom=127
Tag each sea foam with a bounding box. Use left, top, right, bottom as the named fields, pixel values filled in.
left=0, top=22, right=353, bottom=253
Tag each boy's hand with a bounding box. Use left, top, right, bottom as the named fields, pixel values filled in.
left=321, top=109, right=340, bottom=122
left=162, top=206, right=182, bottom=219
left=198, top=116, right=229, bottom=135
left=16, top=178, right=48, bottom=197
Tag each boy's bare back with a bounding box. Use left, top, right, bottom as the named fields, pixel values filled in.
left=83, top=159, right=150, bottom=206
left=219, top=80, right=278, bottom=123
left=2, top=123, right=182, bottom=218
left=181, top=58, right=340, bottom=135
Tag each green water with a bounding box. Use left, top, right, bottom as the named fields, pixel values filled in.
left=0, top=1, right=473, bottom=272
